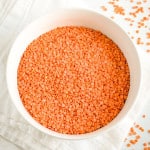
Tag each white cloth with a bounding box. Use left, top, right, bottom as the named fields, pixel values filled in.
left=0, top=0, right=150, bottom=149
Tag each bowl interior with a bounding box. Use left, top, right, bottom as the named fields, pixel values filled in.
left=7, top=9, right=141, bottom=139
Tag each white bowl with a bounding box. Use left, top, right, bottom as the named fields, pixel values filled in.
left=6, top=8, right=141, bottom=140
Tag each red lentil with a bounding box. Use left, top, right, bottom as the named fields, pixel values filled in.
left=111, top=16, right=115, bottom=19
left=136, top=1, right=142, bottom=5
left=146, top=42, right=150, bottom=46
left=17, top=26, right=130, bottom=134
left=146, top=50, right=150, bottom=52
left=139, top=127, right=145, bottom=132
left=128, top=127, right=137, bottom=136
left=130, top=23, right=133, bottom=26
left=147, top=33, right=150, bottom=38
left=100, top=6, right=107, bottom=11
left=127, top=143, right=131, bottom=147
left=142, top=114, right=146, bottom=118
left=144, top=143, right=148, bottom=147
left=144, top=147, right=150, bottom=150
left=113, top=5, right=125, bottom=15
left=137, top=37, right=144, bottom=45
left=136, top=135, right=141, bottom=139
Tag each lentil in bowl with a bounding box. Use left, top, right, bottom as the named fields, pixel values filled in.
left=7, top=9, right=141, bottom=139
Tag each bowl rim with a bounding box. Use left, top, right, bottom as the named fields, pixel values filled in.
left=6, top=8, right=142, bottom=140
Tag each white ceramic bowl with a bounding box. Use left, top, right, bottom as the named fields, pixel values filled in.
left=6, top=9, right=141, bottom=140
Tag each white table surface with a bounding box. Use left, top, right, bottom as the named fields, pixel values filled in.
left=0, top=0, right=149, bottom=149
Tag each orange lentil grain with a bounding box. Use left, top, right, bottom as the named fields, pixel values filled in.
left=144, top=147, right=150, bottom=150
left=138, top=22, right=144, bottom=27
left=130, top=23, right=133, bottom=26
left=132, top=6, right=138, bottom=9
left=135, top=124, right=140, bottom=128
left=17, top=26, right=130, bottom=134
left=142, top=17, right=149, bottom=21
left=124, top=17, right=134, bottom=22
left=136, top=135, right=141, bottom=139
left=137, top=38, right=143, bottom=45
left=113, top=5, right=125, bottom=15
left=136, top=1, right=142, bottom=5
left=137, top=7, right=144, bottom=13
left=111, top=16, right=115, bottom=19
left=129, top=12, right=137, bottom=17
left=147, top=33, right=150, bottom=38
left=127, top=143, right=131, bottom=147
left=139, top=127, right=144, bottom=132
left=142, top=114, right=146, bottom=118
left=130, top=139, right=136, bottom=144
left=144, top=143, right=148, bottom=147
left=108, top=1, right=115, bottom=5
left=148, top=130, right=150, bottom=133
left=124, top=18, right=130, bottom=21
left=101, top=6, right=107, bottom=11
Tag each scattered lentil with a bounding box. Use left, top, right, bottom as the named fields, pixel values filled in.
left=137, top=37, right=144, bottom=45
left=136, top=1, right=142, bottom=5
left=146, top=50, right=150, bottom=52
left=100, top=6, right=107, bottom=11
left=130, top=23, right=133, bottom=26
left=128, top=127, right=137, bottom=136
left=113, top=5, right=125, bottom=15
left=144, top=143, right=148, bottom=147
left=147, top=130, right=150, bottom=133
left=127, top=143, right=131, bottom=147
left=136, top=30, right=139, bottom=33
left=142, top=114, right=146, bottom=118
left=111, top=16, right=115, bottom=19
left=147, top=33, right=150, bottom=38
left=139, top=127, right=145, bottom=132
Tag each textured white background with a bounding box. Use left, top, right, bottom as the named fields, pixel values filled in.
left=0, top=0, right=150, bottom=150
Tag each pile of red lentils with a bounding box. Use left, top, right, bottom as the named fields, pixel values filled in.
left=17, top=26, right=130, bottom=134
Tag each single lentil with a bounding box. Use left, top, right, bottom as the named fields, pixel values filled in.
left=100, top=6, right=107, bottom=11
left=147, top=130, right=150, bottom=133
left=142, top=114, right=146, bottom=118
left=18, top=26, right=130, bottom=134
